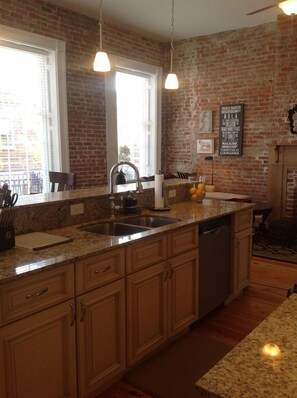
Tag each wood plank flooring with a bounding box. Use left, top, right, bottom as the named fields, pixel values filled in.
left=97, top=256, right=297, bottom=397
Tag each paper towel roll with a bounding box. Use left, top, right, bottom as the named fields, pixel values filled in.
left=154, top=174, right=164, bottom=208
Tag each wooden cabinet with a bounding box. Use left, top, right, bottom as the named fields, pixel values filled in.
left=232, top=209, right=253, bottom=296
left=168, top=249, right=198, bottom=337
left=126, top=227, right=199, bottom=366
left=75, top=248, right=125, bottom=295
left=168, top=225, right=198, bottom=257
left=76, top=252, right=126, bottom=398
left=233, top=228, right=252, bottom=292
left=0, top=262, right=76, bottom=398
left=126, top=262, right=167, bottom=365
left=0, top=299, right=77, bottom=398
left=126, top=234, right=167, bottom=274
left=0, top=263, right=74, bottom=326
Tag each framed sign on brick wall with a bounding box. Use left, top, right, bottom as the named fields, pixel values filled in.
left=219, top=104, right=244, bottom=156
left=198, top=110, right=212, bottom=133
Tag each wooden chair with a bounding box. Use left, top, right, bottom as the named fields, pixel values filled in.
left=49, top=171, right=76, bottom=192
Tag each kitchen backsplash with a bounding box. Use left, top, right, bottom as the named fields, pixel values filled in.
left=13, top=180, right=191, bottom=234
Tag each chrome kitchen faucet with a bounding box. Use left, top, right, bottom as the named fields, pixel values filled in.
left=109, top=161, right=143, bottom=218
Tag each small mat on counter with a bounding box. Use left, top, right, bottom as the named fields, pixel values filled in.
left=16, top=232, right=72, bottom=251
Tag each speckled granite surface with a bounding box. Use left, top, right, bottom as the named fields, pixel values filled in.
left=13, top=179, right=192, bottom=234
left=0, top=198, right=252, bottom=284
left=195, top=294, right=297, bottom=398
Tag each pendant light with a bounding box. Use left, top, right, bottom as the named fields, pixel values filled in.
left=279, top=0, right=297, bottom=15
left=165, top=0, right=179, bottom=89
left=93, top=0, right=111, bottom=72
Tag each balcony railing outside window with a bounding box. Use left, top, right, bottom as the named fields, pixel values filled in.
left=0, top=171, right=43, bottom=195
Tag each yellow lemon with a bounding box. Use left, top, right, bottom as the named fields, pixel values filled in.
left=190, top=187, right=197, bottom=195
left=197, top=183, right=205, bottom=191
left=191, top=194, right=198, bottom=201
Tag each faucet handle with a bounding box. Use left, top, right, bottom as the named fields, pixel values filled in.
left=136, top=181, right=143, bottom=194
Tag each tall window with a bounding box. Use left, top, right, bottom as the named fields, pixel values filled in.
left=0, top=26, right=69, bottom=194
left=106, top=57, right=162, bottom=179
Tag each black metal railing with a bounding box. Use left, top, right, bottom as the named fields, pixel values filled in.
left=0, top=171, right=43, bottom=195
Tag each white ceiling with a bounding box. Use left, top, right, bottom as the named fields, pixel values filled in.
left=47, top=0, right=283, bottom=41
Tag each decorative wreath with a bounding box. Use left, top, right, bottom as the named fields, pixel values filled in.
left=288, top=104, right=297, bottom=134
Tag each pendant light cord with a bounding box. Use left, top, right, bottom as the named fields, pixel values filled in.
left=169, top=0, right=175, bottom=72
left=99, top=0, right=104, bottom=51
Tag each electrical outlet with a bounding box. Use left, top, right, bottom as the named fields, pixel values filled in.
left=70, top=203, right=84, bottom=216
left=169, top=189, right=176, bottom=198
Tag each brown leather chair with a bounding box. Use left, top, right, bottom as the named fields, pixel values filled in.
left=49, top=171, right=76, bottom=192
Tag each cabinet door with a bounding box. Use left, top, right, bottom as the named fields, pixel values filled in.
left=77, top=279, right=126, bottom=398
left=233, top=228, right=252, bottom=293
left=126, top=262, right=167, bottom=366
left=0, top=300, right=77, bottom=398
left=168, top=249, right=198, bottom=337
left=168, top=225, right=198, bottom=257
left=126, top=235, right=167, bottom=274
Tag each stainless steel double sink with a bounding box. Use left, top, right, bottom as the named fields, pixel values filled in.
left=79, top=215, right=180, bottom=236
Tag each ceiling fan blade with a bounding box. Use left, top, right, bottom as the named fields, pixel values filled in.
left=247, top=3, right=279, bottom=15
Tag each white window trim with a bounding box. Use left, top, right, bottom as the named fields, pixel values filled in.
left=105, top=55, right=162, bottom=176
left=0, top=24, right=70, bottom=172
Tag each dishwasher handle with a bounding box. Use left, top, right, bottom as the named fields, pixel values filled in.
left=201, top=226, right=226, bottom=235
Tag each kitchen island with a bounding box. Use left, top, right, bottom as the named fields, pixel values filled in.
left=0, top=198, right=252, bottom=284
left=195, top=293, right=297, bottom=398
left=0, top=194, right=253, bottom=398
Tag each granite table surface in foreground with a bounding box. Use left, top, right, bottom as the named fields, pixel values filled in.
left=195, top=294, right=297, bottom=398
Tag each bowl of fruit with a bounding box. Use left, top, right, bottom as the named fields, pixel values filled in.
left=189, top=180, right=206, bottom=203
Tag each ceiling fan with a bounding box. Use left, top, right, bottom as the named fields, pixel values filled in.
left=247, top=0, right=297, bottom=16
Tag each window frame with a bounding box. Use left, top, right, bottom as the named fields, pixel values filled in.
left=0, top=24, right=70, bottom=178
left=105, top=55, right=162, bottom=177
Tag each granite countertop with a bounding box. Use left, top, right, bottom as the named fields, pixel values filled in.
left=0, top=199, right=253, bottom=285
left=195, top=294, right=297, bottom=398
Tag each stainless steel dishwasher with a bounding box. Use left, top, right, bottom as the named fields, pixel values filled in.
left=198, top=215, right=231, bottom=319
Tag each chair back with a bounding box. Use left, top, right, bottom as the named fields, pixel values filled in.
left=49, top=171, right=76, bottom=192
left=177, top=171, right=197, bottom=180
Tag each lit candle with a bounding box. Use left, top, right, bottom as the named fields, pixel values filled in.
left=261, top=343, right=281, bottom=359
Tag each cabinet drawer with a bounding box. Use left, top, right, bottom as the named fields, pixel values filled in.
left=126, top=235, right=167, bottom=274
left=168, top=225, right=198, bottom=257
left=76, top=248, right=125, bottom=294
left=233, top=209, right=253, bottom=232
left=0, top=262, right=74, bottom=326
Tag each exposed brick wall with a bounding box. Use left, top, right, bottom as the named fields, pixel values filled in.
left=0, top=0, right=166, bottom=188
left=165, top=15, right=297, bottom=202
left=2, top=1, right=297, bottom=202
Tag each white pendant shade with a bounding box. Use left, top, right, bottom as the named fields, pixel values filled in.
left=279, top=0, right=297, bottom=15
left=93, top=51, right=111, bottom=72
left=165, top=73, right=179, bottom=89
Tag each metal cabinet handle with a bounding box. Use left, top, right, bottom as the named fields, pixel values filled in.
left=80, top=299, right=86, bottom=322
left=94, top=265, right=111, bottom=274
left=168, top=264, right=174, bottom=279
left=70, top=302, right=75, bottom=326
left=25, top=287, right=49, bottom=299
left=163, top=264, right=169, bottom=281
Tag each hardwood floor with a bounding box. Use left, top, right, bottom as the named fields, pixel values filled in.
left=97, top=256, right=297, bottom=398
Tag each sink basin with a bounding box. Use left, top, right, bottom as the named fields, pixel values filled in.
left=79, top=222, right=149, bottom=236
left=123, top=215, right=180, bottom=228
